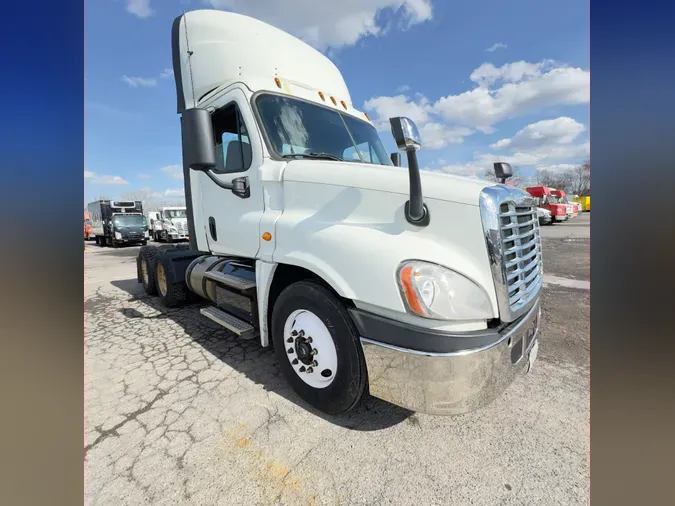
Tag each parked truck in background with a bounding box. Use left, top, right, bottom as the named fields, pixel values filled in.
left=571, top=194, right=590, bottom=212
left=88, top=200, right=149, bottom=247
left=136, top=10, right=543, bottom=416
left=551, top=189, right=578, bottom=218
left=84, top=210, right=94, bottom=240
left=147, top=207, right=189, bottom=242
left=525, top=186, right=568, bottom=223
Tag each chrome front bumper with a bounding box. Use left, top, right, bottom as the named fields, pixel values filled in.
left=359, top=301, right=540, bottom=415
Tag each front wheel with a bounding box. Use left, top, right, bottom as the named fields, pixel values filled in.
left=271, top=280, right=368, bottom=415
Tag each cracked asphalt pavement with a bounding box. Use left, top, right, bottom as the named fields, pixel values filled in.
left=85, top=215, right=590, bottom=506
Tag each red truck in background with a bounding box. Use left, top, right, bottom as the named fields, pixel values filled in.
left=84, top=210, right=94, bottom=240
left=551, top=189, right=579, bottom=218
left=525, top=186, right=568, bottom=223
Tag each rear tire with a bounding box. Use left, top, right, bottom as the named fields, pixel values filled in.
left=138, top=247, right=158, bottom=295
left=155, top=254, right=189, bottom=308
left=271, top=280, right=368, bottom=415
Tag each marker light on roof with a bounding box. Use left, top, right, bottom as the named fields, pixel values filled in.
left=318, top=91, right=325, bottom=101
left=274, top=77, right=282, bottom=88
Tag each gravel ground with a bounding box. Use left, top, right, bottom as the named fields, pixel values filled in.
left=85, top=216, right=590, bottom=506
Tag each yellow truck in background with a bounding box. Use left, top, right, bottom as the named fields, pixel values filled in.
left=571, top=195, right=590, bottom=212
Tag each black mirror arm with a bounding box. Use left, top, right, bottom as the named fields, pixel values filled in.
left=200, top=169, right=250, bottom=199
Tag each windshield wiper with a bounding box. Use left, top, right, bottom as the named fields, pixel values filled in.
left=282, top=152, right=343, bottom=162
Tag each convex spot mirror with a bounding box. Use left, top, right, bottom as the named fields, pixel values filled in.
left=390, top=117, right=422, bottom=152
left=494, top=162, right=513, bottom=180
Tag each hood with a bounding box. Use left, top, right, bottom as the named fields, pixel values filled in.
left=281, top=160, right=504, bottom=206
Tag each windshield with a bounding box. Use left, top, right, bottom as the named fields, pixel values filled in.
left=164, top=209, right=187, bottom=219
left=113, top=214, right=147, bottom=227
left=548, top=195, right=560, bottom=204
left=255, top=94, right=392, bottom=166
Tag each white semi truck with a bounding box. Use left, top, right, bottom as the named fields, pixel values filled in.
left=147, top=206, right=189, bottom=242
left=136, top=10, right=543, bottom=416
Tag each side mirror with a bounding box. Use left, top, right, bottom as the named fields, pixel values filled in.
left=389, top=117, right=429, bottom=227
left=390, top=117, right=422, bottom=151
left=494, top=162, right=513, bottom=183
left=181, top=108, right=217, bottom=171
left=390, top=153, right=402, bottom=166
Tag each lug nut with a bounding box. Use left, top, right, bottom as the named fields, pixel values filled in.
left=312, top=360, right=318, bottom=367
left=299, top=366, right=306, bottom=372
left=298, top=330, right=305, bottom=337
left=306, top=367, right=314, bottom=374
left=306, top=337, right=313, bottom=343
left=292, top=359, right=298, bottom=365
left=311, top=349, right=318, bottom=356
left=287, top=348, right=294, bottom=354
left=287, top=337, right=293, bottom=343
left=291, top=330, right=298, bottom=337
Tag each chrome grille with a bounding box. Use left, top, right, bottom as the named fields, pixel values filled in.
left=175, top=221, right=187, bottom=235
left=480, top=186, right=543, bottom=322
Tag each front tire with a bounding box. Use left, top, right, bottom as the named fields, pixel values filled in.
left=271, top=280, right=368, bottom=415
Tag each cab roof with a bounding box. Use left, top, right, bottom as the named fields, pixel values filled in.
left=171, top=10, right=367, bottom=122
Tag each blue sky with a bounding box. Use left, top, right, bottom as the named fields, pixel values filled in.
left=85, top=0, right=589, bottom=202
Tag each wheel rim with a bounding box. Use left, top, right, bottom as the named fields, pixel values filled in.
left=156, top=264, right=168, bottom=296
left=283, top=309, right=338, bottom=388
left=141, top=258, right=149, bottom=285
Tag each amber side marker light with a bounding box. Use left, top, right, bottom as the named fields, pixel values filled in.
left=262, top=232, right=272, bottom=241
left=318, top=91, right=326, bottom=101
left=364, top=112, right=370, bottom=120
left=399, top=265, right=425, bottom=315
left=341, top=100, right=347, bottom=109
left=274, top=77, right=282, bottom=88
left=330, top=96, right=337, bottom=106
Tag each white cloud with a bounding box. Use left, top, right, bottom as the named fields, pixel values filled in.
left=491, top=117, right=586, bottom=150
left=163, top=188, right=185, bottom=198
left=419, top=122, right=473, bottom=149
left=161, top=164, right=183, bottom=180
left=160, top=68, right=174, bottom=79
left=485, top=42, right=507, bottom=52
left=396, top=84, right=411, bottom=92
left=434, top=60, right=589, bottom=133
left=363, top=94, right=433, bottom=129
left=474, top=141, right=590, bottom=168
left=364, top=94, right=475, bottom=149
left=137, top=173, right=151, bottom=180
left=122, top=75, right=157, bottom=88
left=84, top=170, right=129, bottom=185
left=207, top=0, right=433, bottom=50
left=126, top=0, right=153, bottom=19
left=536, top=164, right=578, bottom=173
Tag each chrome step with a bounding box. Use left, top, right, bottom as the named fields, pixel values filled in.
left=200, top=307, right=257, bottom=340
left=204, top=270, right=256, bottom=290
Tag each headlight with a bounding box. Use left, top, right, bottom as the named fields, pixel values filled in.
left=144, top=231, right=149, bottom=238
left=397, top=261, right=493, bottom=320
left=114, top=232, right=122, bottom=239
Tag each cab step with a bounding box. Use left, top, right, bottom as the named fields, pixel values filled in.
left=204, top=270, right=257, bottom=290
left=199, top=306, right=258, bottom=340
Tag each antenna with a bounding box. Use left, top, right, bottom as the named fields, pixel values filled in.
left=182, top=10, right=197, bottom=108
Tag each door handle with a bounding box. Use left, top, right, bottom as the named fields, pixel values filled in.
left=208, top=217, right=217, bottom=241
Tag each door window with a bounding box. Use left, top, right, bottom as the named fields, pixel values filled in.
left=212, top=103, right=252, bottom=174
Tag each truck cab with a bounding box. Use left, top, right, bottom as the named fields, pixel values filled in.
left=136, top=10, right=543, bottom=416
left=551, top=189, right=578, bottom=218
left=148, top=207, right=190, bottom=242
left=525, top=186, right=568, bottom=222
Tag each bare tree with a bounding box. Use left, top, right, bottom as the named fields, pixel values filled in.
left=567, top=161, right=590, bottom=196
left=120, top=189, right=186, bottom=211
left=536, top=160, right=590, bottom=195
left=483, top=164, right=526, bottom=187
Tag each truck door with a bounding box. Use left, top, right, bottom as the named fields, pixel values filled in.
left=200, top=89, right=264, bottom=258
